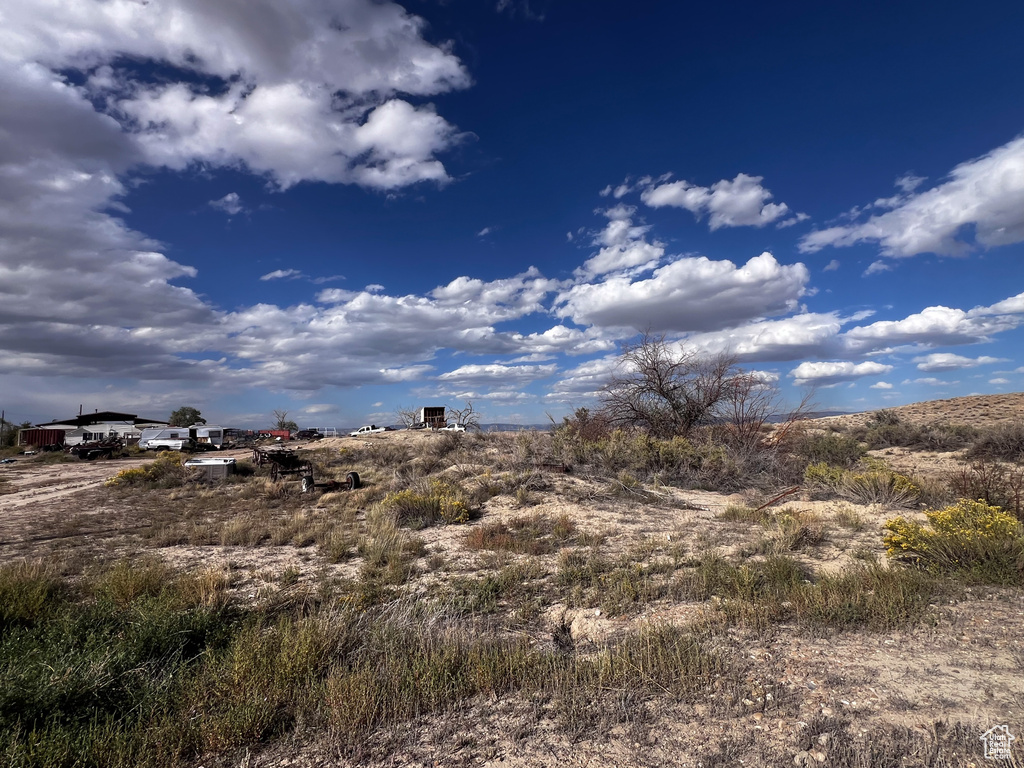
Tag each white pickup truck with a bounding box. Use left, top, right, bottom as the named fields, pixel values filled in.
left=349, top=425, right=387, bottom=437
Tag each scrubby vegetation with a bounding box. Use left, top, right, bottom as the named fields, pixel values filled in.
left=104, top=452, right=194, bottom=487
left=4, top=387, right=1024, bottom=766
left=852, top=410, right=978, bottom=451
left=0, top=558, right=729, bottom=767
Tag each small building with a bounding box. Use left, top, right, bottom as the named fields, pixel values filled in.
left=418, top=406, right=446, bottom=428
left=29, top=411, right=168, bottom=447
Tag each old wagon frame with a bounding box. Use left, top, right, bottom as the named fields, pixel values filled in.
left=251, top=446, right=360, bottom=490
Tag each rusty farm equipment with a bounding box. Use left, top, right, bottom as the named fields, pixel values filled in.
left=251, top=446, right=360, bottom=492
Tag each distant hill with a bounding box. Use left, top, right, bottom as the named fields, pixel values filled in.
left=812, top=392, right=1024, bottom=431
left=481, top=423, right=552, bottom=432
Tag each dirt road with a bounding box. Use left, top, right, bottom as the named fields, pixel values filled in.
left=0, top=456, right=155, bottom=511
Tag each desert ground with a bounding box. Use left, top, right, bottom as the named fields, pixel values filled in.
left=1, top=398, right=1023, bottom=767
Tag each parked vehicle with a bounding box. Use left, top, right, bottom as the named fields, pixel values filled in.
left=438, top=423, right=466, bottom=432
left=407, top=422, right=428, bottom=430
left=349, top=425, right=387, bottom=437
left=295, top=429, right=324, bottom=440
left=139, top=427, right=193, bottom=450
left=146, top=438, right=196, bottom=452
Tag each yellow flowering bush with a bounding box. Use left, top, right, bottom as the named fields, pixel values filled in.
left=884, top=499, right=1024, bottom=581
left=105, top=452, right=189, bottom=487
left=432, top=479, right=470, bottom=524
left=105, top=467, right=150, bottom=486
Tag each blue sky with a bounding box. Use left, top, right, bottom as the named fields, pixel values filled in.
left=3, top=0, right=1024, bottom=429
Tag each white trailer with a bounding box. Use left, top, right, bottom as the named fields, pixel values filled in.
left=193, top=425, right=225, bottom=448
left=138, top=427, right=192, bottom=449
left=139, top=424, right=225, bottom=449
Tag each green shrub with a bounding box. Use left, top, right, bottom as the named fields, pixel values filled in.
left=795, top=432, right=865, bottom=467
left=884, top=499, right=1024, bottom=583
left=967, top=422, right=1024, bottom=461
left=804, top=461, right=845, bottom=495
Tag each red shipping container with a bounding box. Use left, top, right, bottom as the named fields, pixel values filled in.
left=18, top=428, right=66, bottom=447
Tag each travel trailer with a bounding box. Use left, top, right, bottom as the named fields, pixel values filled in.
left=138, top=424, right=225, bottom=450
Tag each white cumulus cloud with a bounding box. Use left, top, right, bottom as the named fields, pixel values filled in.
left=789, top=361, right=893, bottom=387
left=260, top=269, right=304, bottom=281
left=209, top=192, right=244, bottom=216
left=912, top=353, right=1007, bottom=371
left=556, top=252, right=809, bottom=333
left=641, top=173, right=793, bottom=229
left=800, top=135, right=1024, bottom=258
left=437, top=363, right=558, bottom=387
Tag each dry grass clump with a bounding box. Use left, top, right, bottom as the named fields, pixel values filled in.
left=465, top=512, right=578, bottom=555
left=755, top=507, right=826, bottom=554
left=677, top=554, right=942, bottom=632
left=804, top=459, right=920, bottom=507
left=830, top=503, right=867, bottom=531
left=554, top=546, right=689, bottom=617
left=362, top=441, right=412, bottom=468
left=446, top=559, right=547, bottom=616
left=720, top=506, right=826, bottom=554
left=0, top=560, right=67, bottom=629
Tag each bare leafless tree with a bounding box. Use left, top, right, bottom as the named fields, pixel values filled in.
left=720, top=371, right=783, bottom=445
left=600, top=333, right=742, bottom=438
left=272, top=409, right=298, bottom=432
left=394, top=405, right=419, bottom=427
left=446, top=400, right=482, bottom=430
